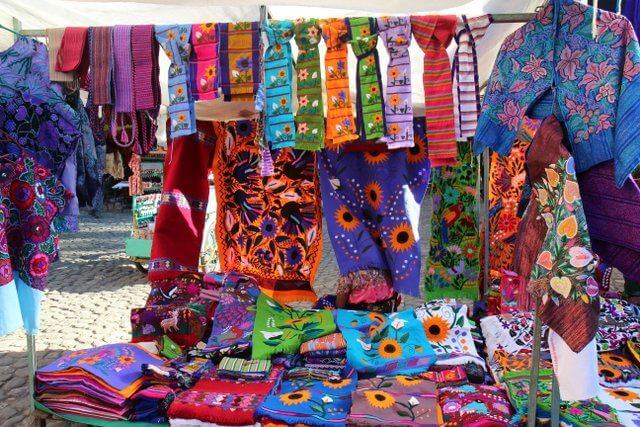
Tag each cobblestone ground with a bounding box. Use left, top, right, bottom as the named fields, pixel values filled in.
left=0, top=202, right=623, bottom=426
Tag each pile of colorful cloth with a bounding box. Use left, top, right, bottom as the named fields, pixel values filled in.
left=34, top=271, right=640, bottom=425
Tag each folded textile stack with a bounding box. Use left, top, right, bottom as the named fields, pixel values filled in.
left=437, top=383, right=514, bottom=426
left=480, top=312, right=550, bottom=361
left=285, top=366, right=342, bottom=381
left=255, top=367, right=357, bottom=426
left=131, top=276, right=219, bottom=347
left=503, top=369, right=623, bottom=426
left=598, top=297, right=640, bottom=352
left=168, top=368, right=281, bottom=426
left=35, top=343, right=166, bottom=421
left=129, top=384, right=175, bottom=423
left=348, top=374, right=439, bottom=426
left=217, top=356, right=272, bottom=380
left=414, top=299, right=484, bottom=367
left=252, top=294, right=336, bottom=360
left=300, top=333, right=347, bottom=371
left=337, top=309, right=437, bottom=375
left=488, top=349, right=553, bottom=385
left=204, top=272, right=260, bottom=354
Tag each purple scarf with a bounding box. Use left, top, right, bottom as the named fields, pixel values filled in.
left=131, top=25, right=160, bottom=111
left=318, top=118, right=431, bottom=297
left=377, top=16, right=414, bottom=149
left=112, top=25, right=133, bottom=113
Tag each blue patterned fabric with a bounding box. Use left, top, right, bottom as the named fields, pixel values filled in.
left=263, top=20, right=296, bottom=149
left=474, top=0, right=640, bottom=187
left=337, top=309, right=436, bottom=376
left=155, top=25, right=196, bottom=137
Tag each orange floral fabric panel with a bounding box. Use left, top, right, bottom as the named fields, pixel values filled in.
left=321, top=18, right=359, bottom=148
left=210, top=120, right=322, bottom=303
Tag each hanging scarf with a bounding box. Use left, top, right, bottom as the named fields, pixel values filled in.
left=111, top=25, right=135, bottom=147
left=46, top=28, right=74, bottom=82
left=155, top=25, right=196, bottom=137
left=131, top=25, right=161, bottom=155
left=411, top=15, right=458, bottom=166
left=190, top=23, right=219, bottom=101
left=293, top=19, right=325, bottom=151
left=132, top=25, right=161, bottom=111
left=347, top=17, right=386, bottom=143
left=321, top=18, right=359, bottom=148
left=89, top=26, right=113, bottom=106
left=56, top=27, right=89, bottom=87
left=377, top=16, right=414, bottom=149
left=263, top=20, right=296, bottom=149
left=216, top=22, right=261, bottom=101
left=452, top=15, right=492, bottom=141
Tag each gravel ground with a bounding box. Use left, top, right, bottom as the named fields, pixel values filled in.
left=0, top=199, right=624, bottom=426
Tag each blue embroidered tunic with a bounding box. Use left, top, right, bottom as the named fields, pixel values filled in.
left=474, top=0, right=640, bottom=187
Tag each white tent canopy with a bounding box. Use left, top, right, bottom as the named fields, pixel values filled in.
left=1, top=0, right=548, bottom=132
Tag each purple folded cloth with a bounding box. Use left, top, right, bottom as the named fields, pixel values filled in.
left=578, top=161, right=640, bottom=281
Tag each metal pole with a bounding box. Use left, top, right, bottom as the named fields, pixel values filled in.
left=26, top=333, right=36, bottom=414
left=527, top=300, right=542, bottom=427
left=550, top=373, right=561, bottom=426
left=482, top=149, right=490, bottom=299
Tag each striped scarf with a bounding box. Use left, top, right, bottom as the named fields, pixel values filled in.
left=453, top=15, right=493, bottom=140
left=411, top=15, right=458, bottom=167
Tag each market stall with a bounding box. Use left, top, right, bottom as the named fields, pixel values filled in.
left=1, top=0, right=640, bottom=425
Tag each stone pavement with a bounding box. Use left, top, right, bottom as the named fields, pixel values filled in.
left=0, top=203, right=623, bottom=426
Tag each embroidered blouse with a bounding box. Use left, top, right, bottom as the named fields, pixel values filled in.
left=474, top=0, right=640, bottom=187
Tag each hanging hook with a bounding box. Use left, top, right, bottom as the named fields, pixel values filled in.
left=0, top=23, right=24, bottom=38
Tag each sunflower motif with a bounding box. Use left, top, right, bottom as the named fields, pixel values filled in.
left=378, top=338, right=402, bottom=359
left=363, top=150, right=389, bottom=165
left=396, top=375, right=423, bottom=387
left=278, top=68, right=287, bottom=78
left=364, top=390, right=396, bottom=409
left=389, top=222, right=415, bottom=252
left=205, top=65, right=216, bottom=79
left=598, top=366, right=623, bottom=382
left=389, top=67, right=400, bottom=80
left=373, top=114, right=383, bottom=124
left=322, top=378, right=352, bottom=389
left=364, top=182, right=383, bottom=210
left=280, top=390, right=312, bottom=405
left=335, top=205, right=359, bottom=231
left=368, top=312, right=386, bottom=324
left=422, top=315, right=451, bottom=344
left=605, top=387, right=640, bottom=402
left=601, top=353, right=633, bottom=369
left=407, top=141, right=428, bottom=164
left=360, top=27, right=370, bottom=37
left=388, top=123, right=400, bottom=135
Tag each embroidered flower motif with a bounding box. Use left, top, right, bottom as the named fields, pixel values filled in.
left=297, top=68, right=308, bottom=80
left=298, top=95, right=309, bottom=107
left=579, top=59, right=615, bottom=93
left=521, top=54, right=547, bottom=81
left=557, top=46, right=583, bottom=81
left=496, top=100, right=525, bottom=131
left=364, top=390, right=395, bottom=409
left=297, top=122, right=309, bottom=134
left=378, top=338, right=402, bottom=358
left=596, top=83, right=616, bottom=104
left=280, top=390, right=311, bottom=405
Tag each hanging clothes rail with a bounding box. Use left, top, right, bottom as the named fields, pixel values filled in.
left=18, top=10, right=566, bottom=427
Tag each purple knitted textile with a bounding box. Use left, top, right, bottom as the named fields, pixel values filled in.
left=89, top=26, right=113, bottom=106
left=112, top=25, right=133, bottom=113
left=377, top=16, right=414, bottom=149
left=578, top=161, right=640, bottom=281
left=132, top=25, right=160, bottom=111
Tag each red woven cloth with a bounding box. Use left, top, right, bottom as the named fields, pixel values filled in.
left=56, top=27, right=89, bottom=86
left=411, top=15, right=458, bottom=167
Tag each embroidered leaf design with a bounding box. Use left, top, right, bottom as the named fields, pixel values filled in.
left=380, top=381, right=393, bottom=388
left=396, top=410, right=410, bottom=417
left=399, top=332, right=410, bottom=343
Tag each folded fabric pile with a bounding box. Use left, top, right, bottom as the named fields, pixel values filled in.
left=348, top=374, right=439, bottom=426
left=598, top=297, right=640, bottom=352
left=285, top=366, right=342, bottom=382
left=35, top=343, right=165, bottom=421
left=252, top=294, right=336, bottom=360
left=414, top=299, right=484, bottom=368
left=437, top=383, right=514, bottom=426
left=503, top=369, right=623, bottom=426
left=487, top=349, right=553, bottom=385
left=300, top=333, right=347, bottom=371
left=597, top=385, right=640, bottom=426
left=129, top=384, right=175, bottom=423
left=131, top=276, right=219, bottom=347
left=168, top=368, right=281, bottom=426
left=217, top=356, right=272, bottom=381
left=418, top=366, right=468, bottom=388
left=255, top=367, right=357, bottom=426
left=204, top=272, right=261, bottom=354
left=480, top=311, right=549, bottom=360
left=337, top=309, right=436, bottom=375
